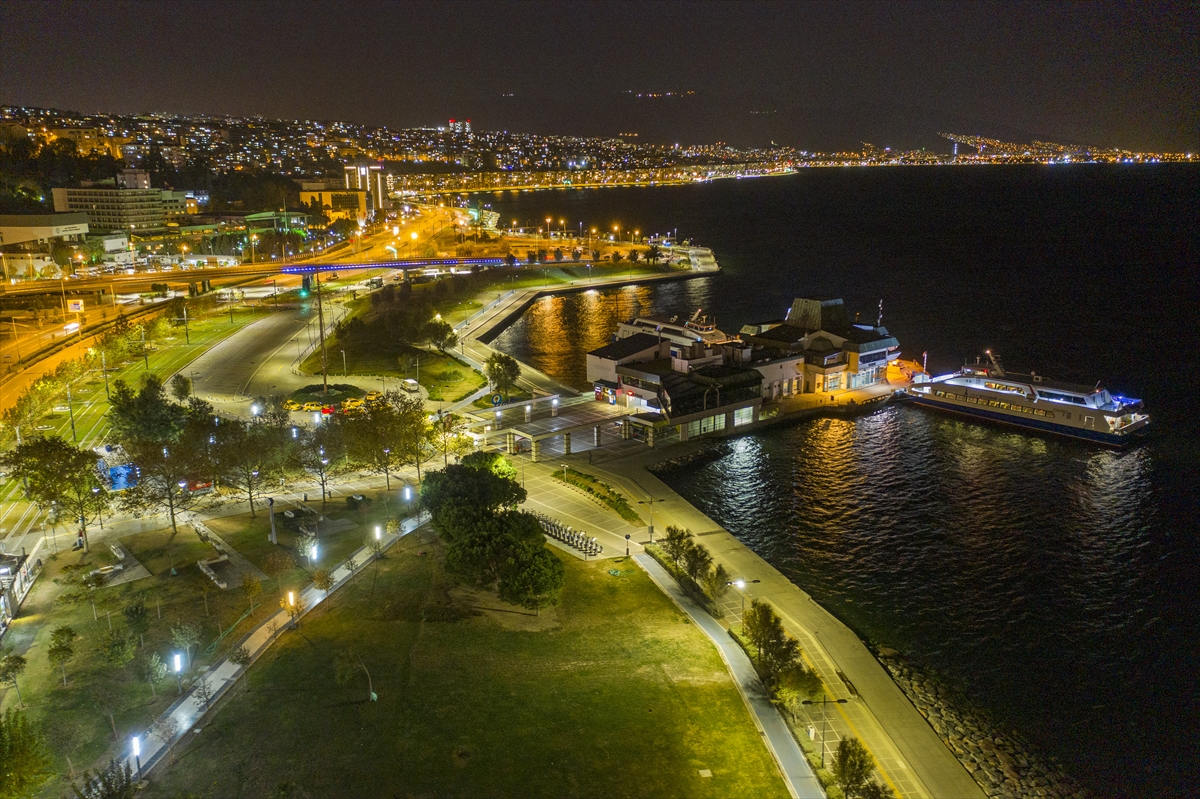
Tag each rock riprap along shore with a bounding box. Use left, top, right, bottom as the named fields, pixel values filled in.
left=876, top=650, right=1089, bottom=799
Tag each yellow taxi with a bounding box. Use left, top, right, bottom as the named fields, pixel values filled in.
left=364, top=391, right=382, bottom=403
left=302, top=401, right=323, bottom=412
left=341, top=398, right=364, bottom=411
left=282, top=399, right=301, bottom=411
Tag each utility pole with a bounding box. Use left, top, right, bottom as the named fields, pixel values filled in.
left=66, top=383, right=78, bottom=442
left=314, top=271, right=329, bottom=394
left=100, top=351, right=110, bottom=397
left=140, top=326, right=149, bottom=370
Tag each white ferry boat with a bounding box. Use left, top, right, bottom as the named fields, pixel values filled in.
left=907, top=352, right=1149, bottom=446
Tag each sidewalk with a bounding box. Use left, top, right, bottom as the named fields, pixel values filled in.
left=636, top=553, right=823, bottom=799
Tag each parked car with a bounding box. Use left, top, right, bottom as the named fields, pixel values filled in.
left=302, top=401, right=323, bottom=412
left=283, top=399, right=301, bottom=411
left=402, top=379, right=420, bottom=393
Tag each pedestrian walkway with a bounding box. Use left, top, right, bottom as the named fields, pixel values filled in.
left=635, top=554, right=823, bottom=799
left=121, top=510, right=428, bottom=780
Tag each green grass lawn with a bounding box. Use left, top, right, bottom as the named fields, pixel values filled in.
left=303, top=343, right=486, bottom=402
left=143, top=544, right=790, bottom=799
left=205, top=499, right=403, bottom=590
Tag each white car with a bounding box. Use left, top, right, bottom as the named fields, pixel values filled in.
left=401, top=379, right=420, bottom=393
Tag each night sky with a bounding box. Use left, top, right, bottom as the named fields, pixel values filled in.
left=2, top=0, right=1196, bottom=151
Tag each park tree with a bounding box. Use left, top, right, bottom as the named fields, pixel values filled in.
left=390, top=390, right=429, bottom=481
left=460, top=450, right=517, bottom=481
left=47, top=625, right=79, bottom=686
left=42, top=716, right=85, bottom=779
left=833, top=737, right=876, bottom=798
left=505, top=252, right=517, bottom=268
left=0, top=650, right=28, bottom=707
left=661, top=525, right=694, bottom=566
left=645, top=244, right=662, bottom=264
left=229, top=645, right=252, bottom=694
left=420, top=462, right=526, bottom=523
left=280, top=592, right=307, bottom=629
left=72, top=758, right=134, bottom=799
left=484, top=352, right=521, bottom=398
left=628, top=249, right=639, bottom=262
left=702, top=562, right=732, bottom=602
left=169, top=374, right=192, bottom=402
left=100, top=629, right=135, bottom=675
left=263, top=549, right=296, bottom=594
left=135, top=652, right=168, bottom=699
left=116, top=394, right=216, bottom=536
left=426, top=411, right=474, bottom=467
left=743, top=599, right=777, bottom=665
left=1, top=435, right=109, bottom=552
left=194, top=676, right=216, bottom=711
left=216, top=416, right=283, bottom=516
left=344, top=391, right=402, bottom=486
left=92, top=684, right=122, bottom=740
left=118, top=436, right=200, bottom=537
left=149, top=713, right=180, bottom=766
left=170, top=622, right=201, bottom=669
left=241, top=573, right=263, bottom=612
left=682, top=540, right=714, bottom=583
left=334, top=650, right=375, bottom=702
left=108, top=375, right=187, bottom=444
left=743, top=600, right=802, bottom=683
left=774, top=663, right=823, bottom=722
left=423, top=318, right=457, bottom=353
left=56, top=569, right=106, bottom=621
left=122, top=597, right=150, bottom=647
left=0, top=708, right=53, bottom=799
left=498, top=546, right=565, bottom=615
left=312, top=568, right=334, bottom=592
left=300, top=419, right=345, bottom=503
left=611, top=251, right=624, bottom=263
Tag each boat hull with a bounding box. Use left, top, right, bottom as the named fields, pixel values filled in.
left=908, top=394, right=1146, bottom=447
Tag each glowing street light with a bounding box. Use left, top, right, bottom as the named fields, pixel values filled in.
left=726, top=578, right=762, bottom=631
left=131, top=735, right=142, bottom=779
left=174, top=653, right=183, bottom=693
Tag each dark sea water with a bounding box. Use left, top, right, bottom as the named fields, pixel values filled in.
left=487, top=166, right=1200, bottom=798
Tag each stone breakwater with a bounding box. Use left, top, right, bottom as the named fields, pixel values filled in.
left=876, top=652, right=1088, bottom=799
left=646, top=442, right=732, bottom=475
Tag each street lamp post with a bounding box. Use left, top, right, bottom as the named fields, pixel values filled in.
left=131, top=736, right=141, bottom=781
left=341, top=349, right=347, bottom=377
left=174, top=653, right=183, bottom=694
left=726, top=578, right=762, bottom=630
left=803, top=696, right=849, bottom=768
left=637, top=496, right=665, bottom=542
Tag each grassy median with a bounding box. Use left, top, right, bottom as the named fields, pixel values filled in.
left=144, top=543, right=790, bottom=799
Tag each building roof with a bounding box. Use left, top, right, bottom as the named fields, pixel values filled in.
left=0, top=213, right=90, bottom=227
left=587, top=332, right=663, bottom=361
left=840, top=325, right=899, bottom=352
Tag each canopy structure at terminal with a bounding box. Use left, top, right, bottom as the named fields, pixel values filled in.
left=463, top=395, right=655, bottom=462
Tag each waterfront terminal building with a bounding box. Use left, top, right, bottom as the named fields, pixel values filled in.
left=585, top=297, right=900, bottom=442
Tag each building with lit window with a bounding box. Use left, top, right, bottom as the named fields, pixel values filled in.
left=51, top=186, right=164, bottom=232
